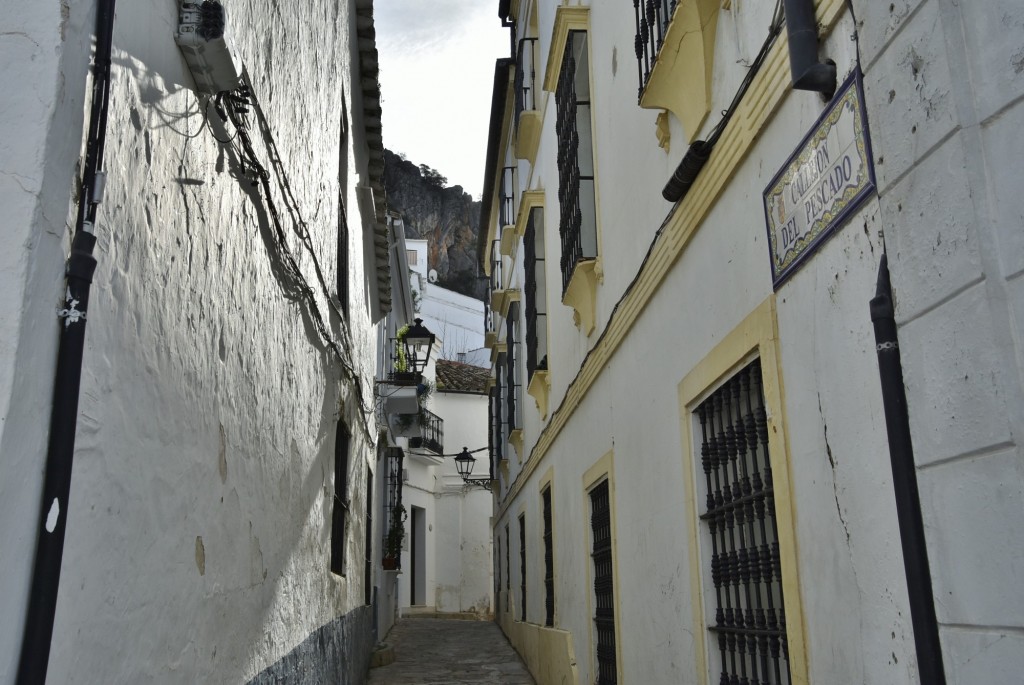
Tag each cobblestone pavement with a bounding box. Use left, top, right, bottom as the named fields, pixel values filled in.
left=366, top=618, right=535, bottom=684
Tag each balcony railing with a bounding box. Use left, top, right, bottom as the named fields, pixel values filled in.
left=500, top=165, right=516, bottom=228
left=515, top=37, right=538, bottom=131
left=633, top=0, right=677, bottom=98
left=409, top=408, right=444, bottom=455
left=490, top=239, right=504, bottom=294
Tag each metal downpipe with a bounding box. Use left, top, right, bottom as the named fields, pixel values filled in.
left=17, top=0, right=117, bottom=681
left=870, top=253, right=948, bottom=685
left=782, top=0, right=837, bottom=98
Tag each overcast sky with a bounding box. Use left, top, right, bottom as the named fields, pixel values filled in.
left=374, top=1, right=509, bottom=198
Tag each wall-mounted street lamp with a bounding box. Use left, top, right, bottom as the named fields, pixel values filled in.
left=402, top=318, right=435, bottom=376
left=454, top=447, right=493, bottom=491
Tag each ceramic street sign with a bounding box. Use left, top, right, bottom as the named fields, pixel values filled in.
left=764, top=70, right=876, bottom=288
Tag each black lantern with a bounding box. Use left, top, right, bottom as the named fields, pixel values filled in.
left=402, top=318, right=435, bottom=375
left=454, top=447, right=476, bottom=479
left=454, top=447, right=492, bottom=490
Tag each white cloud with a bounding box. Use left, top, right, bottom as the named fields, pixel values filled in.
left=375, top=0, right=509, bottom=197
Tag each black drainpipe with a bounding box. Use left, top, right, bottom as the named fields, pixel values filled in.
left=870, top=254, right=948, bottom=685
left=782, top=0, right=837, bottom=98
left=17, top=0, right=117, bottom=682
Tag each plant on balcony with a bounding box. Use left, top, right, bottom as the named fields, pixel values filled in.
left=382, top=504, right=407, bottom=570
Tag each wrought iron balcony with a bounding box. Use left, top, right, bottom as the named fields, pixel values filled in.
left=409, top=408, right=444, bottom=455
left=633, top=0, right=677, bottom=98
left=500, top=165, right=516, bottom=229
left=490, top=239, right=504, bottom=295
left=514, top=37, right=538, bottom=131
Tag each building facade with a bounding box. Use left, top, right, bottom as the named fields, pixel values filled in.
left=373, top=223, right=494, bottom=624
left=1, top=1, right=390, bottom=682
left=481, top=1, right=1024, bottom=684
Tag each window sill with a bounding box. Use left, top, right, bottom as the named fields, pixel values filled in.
left=527, top=369, right=551, bottom=420
left=638, top=0, right=721, bottom=143
left=490, top=341, right=507, bottom=365
left=561, top=257, right=601, bottom=336
left=485, top=330, right=497, bottom=349
left=491, top=287, right=509, bottom=314
left=509, top=429, right=524, bottom=460
left=496, top=288, right=520, bottom=319
left=515, top=110, right=543, bottom=163
left=500, top=224, right=517, bottom=256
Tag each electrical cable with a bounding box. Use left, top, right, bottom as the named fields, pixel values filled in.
left=214, top=78, right=378, bottom=445
left=404, top=446, right=488, bottom=459
left=514, top=2, right=788, bottom=505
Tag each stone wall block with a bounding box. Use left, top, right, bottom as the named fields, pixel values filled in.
left=957, top=0, right=1024, bottom=122
left=863, top=0, right=957, bottom=192
left=882, top=132, right=983, bottom=321
left=853, top=0, right=927, bottom=70
left=918, top=448, right=1024, bottom=627
left=897, top=283, right=1012, bottom=466
left=979, top=106, right=1024, bottom=279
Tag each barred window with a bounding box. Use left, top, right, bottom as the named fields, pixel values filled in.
left=590, top=480, right=616, bottom=684
left=543, top=486, right=554, bottom=627
left=555, top=30, right=597, bottom=295
left=506, top=303, right=522, bottom=434
left=519, top=513, right=527, bottom=621
left=330, top=422, right=351, bottom=576
left=524, top=207, right=547, bottom=379
left=364, top=472, right=373, bottom=604
left=696, top=359, right=790, bottom=685
left=505, top=524, right=511, bottom=613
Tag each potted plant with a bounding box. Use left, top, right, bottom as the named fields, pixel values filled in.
left=382, top=504, right=406, bottom=570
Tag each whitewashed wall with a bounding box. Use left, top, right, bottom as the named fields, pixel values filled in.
left=0, top=0, right=381, bottom=682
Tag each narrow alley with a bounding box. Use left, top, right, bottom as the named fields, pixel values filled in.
left=368, top=618, right=534, bottom=685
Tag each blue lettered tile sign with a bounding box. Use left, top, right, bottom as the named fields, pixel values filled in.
left=764, top=70, right=876, bottom=288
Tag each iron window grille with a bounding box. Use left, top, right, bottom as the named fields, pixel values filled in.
left=524, top=207, right=548, bottom=379
left=364, top=472, right=373, bottom=605
left=697, top=359, right=790, bottom=685
left=543, top=486, right=555, bottom=627
left=331, top=422, right=351, bottom=576
left=519, top=514, right=527, bottom=621
left=496, top=535, right=502, bottom=618
left=488, top=386, right=501, bottom=467
left=555, top=30, right=598, bottom=296
left=494, top=354, right=507, bottom=458
left=385, top=449, right=404, bottom=570
left=632, top=0, right=677, bottom=99
left=506, top=524, right=511, bottom=613
left=590, top=479, right=617, bottom=684
left=491, top=239, right=504, bottom=294
left=505, top=303, right=522, bottom=434
left=515, top=37, right=538, bottom=134
left=500, top=165, right=517, bottom=228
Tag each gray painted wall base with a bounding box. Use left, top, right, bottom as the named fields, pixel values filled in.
left=248, top=605, right=373, bottom=685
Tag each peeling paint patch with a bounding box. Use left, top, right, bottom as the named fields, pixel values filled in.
left=45, top=498, right=60, bottom=532
left=195, top=536, right=206, bottom=575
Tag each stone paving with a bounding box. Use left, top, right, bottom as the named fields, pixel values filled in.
left=366, top=618, right=535, bottom=684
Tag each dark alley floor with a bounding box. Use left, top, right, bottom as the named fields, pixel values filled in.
left=366, top=617, right=535, bottom=684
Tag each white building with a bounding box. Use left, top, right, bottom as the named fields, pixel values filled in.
left=373, top=227, right=493, bottom=627
left=481, top=1, right=1024, bottom=684
left=1, top=1, right=390, bottom=682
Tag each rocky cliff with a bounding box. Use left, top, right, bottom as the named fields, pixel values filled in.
left=383, top=149, right=485, bottom=300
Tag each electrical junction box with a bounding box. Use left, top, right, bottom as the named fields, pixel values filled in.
left=175, top=1, right=244, bottom=94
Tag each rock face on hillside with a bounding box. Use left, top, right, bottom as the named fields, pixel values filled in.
left=383, top=149, right=485, bottom=300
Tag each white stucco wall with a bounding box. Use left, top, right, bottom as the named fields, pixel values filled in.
left=432, top=391, right=493, bottom=615
left=0, top=1, right=383, bottom=682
